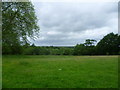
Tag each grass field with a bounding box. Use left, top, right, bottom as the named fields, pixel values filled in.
left=2, top=55, right=118, bottom=88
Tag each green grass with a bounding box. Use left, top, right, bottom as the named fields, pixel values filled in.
left=2, top=55, right=118, bottom=88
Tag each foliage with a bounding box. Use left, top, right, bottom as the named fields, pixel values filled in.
left=2, top=1, right=39, bottom=54
left=84, top=39, right=97, bottom=46
left=2, top=32, right=120, bottom=55
left=74, top=39, right=96, bottom=55
left=96, top=33, right=120, bottom=55
left=74, top=33, right=120, bottom=55
left=22, top=46, right=73, bottom=55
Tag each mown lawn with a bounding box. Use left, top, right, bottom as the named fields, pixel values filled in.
left=2, top=55, right=118, bottom=88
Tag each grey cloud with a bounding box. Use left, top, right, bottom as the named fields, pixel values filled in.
left=32, top=2, right=118, bottom=46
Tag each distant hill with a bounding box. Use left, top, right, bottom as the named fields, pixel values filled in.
left=38, top=46, right=75, bottom=48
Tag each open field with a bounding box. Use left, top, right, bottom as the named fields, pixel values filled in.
left=2, top=55, right=118, bottom=88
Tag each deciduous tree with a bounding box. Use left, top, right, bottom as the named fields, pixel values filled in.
left=2, top=1, right=40, bottom=54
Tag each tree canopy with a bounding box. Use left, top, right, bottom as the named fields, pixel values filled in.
left=2, top=1, right=40, bottom=54
left=96, top=33, right=120, bottom=55
left=84, top=39, right=97, bottom=46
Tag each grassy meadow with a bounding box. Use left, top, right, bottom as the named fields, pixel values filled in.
left=2, top=55, right=118, bottom=88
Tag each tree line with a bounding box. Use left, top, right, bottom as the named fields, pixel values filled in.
left=74, top=32, right=120, bottom=55
left=2, top=32, right=120, bottom=55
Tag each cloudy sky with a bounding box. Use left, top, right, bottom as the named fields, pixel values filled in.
left=31, top=1, right=118, bottom=46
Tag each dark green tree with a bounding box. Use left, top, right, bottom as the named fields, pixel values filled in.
left=74, top=39, right=97, bottom=55
left=74, top=44, right=86, bottom=55
left=96, top=32, right=119, bottom=55
left=2, top=1, right=40, bottom=54
left=84, top=39, right=97, bottom=46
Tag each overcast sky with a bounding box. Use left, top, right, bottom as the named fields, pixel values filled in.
left=30, top=2, right=118, bottom=46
